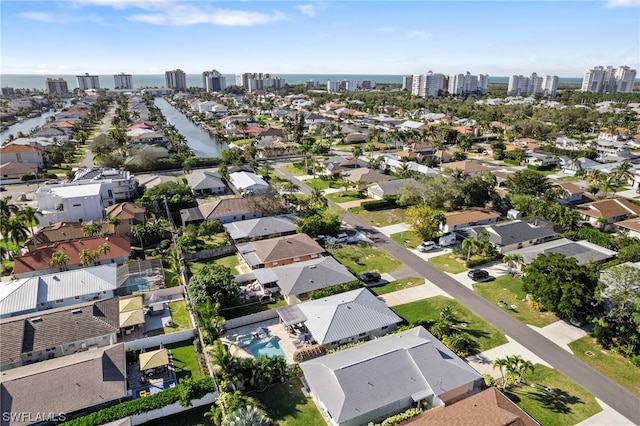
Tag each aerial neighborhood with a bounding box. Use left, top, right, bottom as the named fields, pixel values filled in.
left=1, top=64, right=640, bottom=426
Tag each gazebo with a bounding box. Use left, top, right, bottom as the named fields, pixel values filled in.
left=139, top=349, right=170, bottom=372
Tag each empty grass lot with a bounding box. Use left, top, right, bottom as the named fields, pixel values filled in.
left=281, top=163, right=309, bottom=176
left=255, top=378, right=325, bottom=425
left=327, top=243, right=402, bottom=275
left=349, top=207, right=408, bottom=226
left=305, top=178, right=342, bottom=191
left=428, top=253, right=468, bottom=274
left=325, top=190, right=367, bottom=203
left=505, top=364, right=601, bottom=426
left=391, top=296, right=507, bottom=352
left=473, top=275, right=559, bottom=328
left=390, top=230, right=422, bottom=248
left=568, top=336, right=640, bottom=397
left=369, top=277, right=425, bottom=296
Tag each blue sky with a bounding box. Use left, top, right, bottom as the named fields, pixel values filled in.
left=1, top=0, right=639, bottom=77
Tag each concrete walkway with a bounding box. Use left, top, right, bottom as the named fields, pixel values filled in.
left=577, top=399, right=636, bottom=426
left=376, top=223, right=410, bottom=237
left=380, top=281, right=452, bottom=306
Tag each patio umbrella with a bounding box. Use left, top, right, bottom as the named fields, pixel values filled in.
left=255, top=326, right=269, bottom=335
left=299, top=332, right=312, bottom=342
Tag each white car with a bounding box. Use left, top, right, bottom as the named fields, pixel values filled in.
left=417, top=241, right=436, bottom=252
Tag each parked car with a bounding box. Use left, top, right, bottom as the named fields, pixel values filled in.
left=358, top=272, right=381, bottom=283
left=438, top=233, right=457, bottom=247
left=417, top=241, right=436, bottom=252
left=467, top=269, right=489, bottom=281
left=569, top=318, right=583, bottom=327
left=332, top=233, right=350, bottom=244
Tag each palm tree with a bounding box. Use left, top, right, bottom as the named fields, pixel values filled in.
left=585, top=169, right=605, bottom=192
left=0, top=197, right=19, bottom=263
left=284, top=180, right=299, bottom=195
left=351, top=145, right=363, bottom=159
left=309, top=188, right=326, bottom=206
left=492, top=357, right=509, bottom=390
left=502, top=254, right=523, bottom=274
left=18, top=206, right=39, bottom=247
left=461, top=237, right=481, bottom=262
left=209, top=340, right=236, bottom=378
left=514, top=357, right=535, bottom=384
left=131, top=224, right=146, bottom=254
left=98, top=242, right=111, bottom=257
left=6, top=217, right=27, bottom=259
left=198, top=301, right=225, bottom=344
left=82, top=221, right=102, bottom=237
left=611, top=161, right=634, bottom=186
left=49, top=250, right=69, bottom=271
left=104, top=215, right=121, bottom=236
left=80, top=249, right=96, bottom=266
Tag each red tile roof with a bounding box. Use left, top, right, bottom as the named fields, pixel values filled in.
left=0, top=144, right=42, bottom=153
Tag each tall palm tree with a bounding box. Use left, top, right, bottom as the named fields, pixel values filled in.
left=492, top=357, right=509, bottom=390
left=0, top=197, right=19, bottom=264
left=82, top=221, right=102, bottom=237
left=18, top=206, right=40, bottom=248
left=104, top=215, right=121, bottom=236
left=502, top=254, right=524, bottom=274
left=6, top=217, right=27, bottom=260
left=98, top=242, right=111, bottom=257
left=49, top=250, right=69, bottom=271
left=585, top=169, right=605, bottom=190
left=611, top=161, right=634, bottom=186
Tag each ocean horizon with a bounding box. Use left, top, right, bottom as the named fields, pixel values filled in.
left=0, top=73, right=587, bottom=91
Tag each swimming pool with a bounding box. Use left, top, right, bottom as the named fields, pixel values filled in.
left=247, top=336, right=286, bottom=358
left=124, top=275, right=149, bottom=292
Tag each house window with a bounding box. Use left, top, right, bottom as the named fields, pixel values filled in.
left=73, top=204, right=81, bottom=207
left=108, top=190, right=113, bottom=198
left=358, top=332, right=366, bottom=337
left=75, top=296, right=80, bottom=299
left=381, top=326, right=388, bottom=330
left=55, top=299, right=63, bottom=303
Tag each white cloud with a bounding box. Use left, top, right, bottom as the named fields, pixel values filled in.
left=605, top=0, right=640, bottom=7
left=407, top=30, right=430, bottom=39
left=127, top=6, right=286, bottom=26
left=16, top=12, right=56, bottom=22
left=296, top=4, right=316, bottom=17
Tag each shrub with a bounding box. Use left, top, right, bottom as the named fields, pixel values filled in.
left=361, top=199, right=396, bottom=211
left=630, top=355, right=640, bottom=367
left=465, top=254, right=500, bottom=268
left=367, top=408, right=422, bottom=426
left=528, top=299, right=544, bottom=312
left=483, top=373, right=497, bottom=388
left=309, top=281, right=363, bottom=299
left=578, top=227, right=615, bottom=249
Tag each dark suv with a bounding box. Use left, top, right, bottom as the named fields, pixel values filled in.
left=358, top=272, right=381, bottom=283
left=467, top=269, right=489, bottom=281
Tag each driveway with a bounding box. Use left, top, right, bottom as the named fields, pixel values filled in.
left=528, top=320, right=587, bottom=353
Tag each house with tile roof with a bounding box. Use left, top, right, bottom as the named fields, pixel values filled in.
left=24, top=222, right=108, bottom=251
left=236, top=233, right=324, bottom=269
left=12, top=235, right=131, bottom=278
left=105, top=202, right=146, bottom=237
left=255, top=137, right=302, bottom=159
left=614, top=217, right=640, bottom=238
left=281, top=288, right=401, bottom=347
left=300, top=326, right=483, bottom=426
left=239, top=256, right=356, bottom=304
left=0, top=298, right=120, bottom=371
left=184, top=171, right=227, bottom=196
left=556, top=182, right=586, bottom=204
left=343, top=168, right=394, bottom=186
left=0, top=343, right=127, bottom=422
left=32, top=125, right=72, bottom=142
left=180, top=197, right=261, bottom=225
left=0, top=162, right=38, bottom=180
left=576, top=198, right=640, bottom=230
left=0, top=143, right=43, bottom=167
left=442, top=160, right=491, bottom=176
left=442, top=208, right=501, bottom=233
left=321, top=155, right=367, bottom=176
left=223, top=215, right=297, bottom=243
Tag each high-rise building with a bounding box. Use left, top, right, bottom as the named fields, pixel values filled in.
left=45, top=78, right=69, bottom=95
left=360, top=80, right=376, bottom=90
left=508, top=75, right=529, bottom=96
left=76, top=73, right=100, bottom=90
left=448, top=72, right=488, bottom=96
left=402, top=75, right=413, bottom=91
left=327, top=80, right=340, bottom=93
left=305, top=80, right=320, bottom=89
left=541, top=75, right=559, bottom=98
left=235, top=73, right=285, bottom=91
left=202, top=70, right=226, bottom=92
left=508, top=73, right=558, bottom=97
left=581, top=66, right=637, bottom=93
left=165, top=69, right=187, bottom=90
left=411, top=72, right=447, bottom=98
left=113, top=73, right=133, bottom=90
left=1, top=87, right=14, bottom=97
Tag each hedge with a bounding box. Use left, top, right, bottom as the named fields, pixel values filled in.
left=309, top=281, right=363, bottom=299
left=367, top=408, right=422, bottom=426
left=361, top=199, right=396, bottom=211
left=577, top=227, right=615, bottom=249
left=465, top=254, right=501, bottom=269
left=60, top=377, right=216, bottom=426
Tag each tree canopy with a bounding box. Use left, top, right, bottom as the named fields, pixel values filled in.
left=137, top=181, right=196, bottom=218
left=405, top=204, right=446, bottom=241
left=505, top=169, right=552, bottom=196
left=188, top=264, right=238, bottom=308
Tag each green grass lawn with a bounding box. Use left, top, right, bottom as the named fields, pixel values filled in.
left=325, top=190, right=367, bottom=203
left=305, top=178, right=342, bottom=191
left=428, top=253, right=468, bottom=274
left=327, top=243, right=402, bottom=275
left=568, top=336, right=640, bottom=397
left=349, top=207, right=408, bottom=227
left=165, top=340, right=201, bottom=381
left=254, top=378, right=325, bottom=426
left=220, top=298, right=288, bottom=320
left=558, top=175, right=581, bottom=182
left=163, top=268, right=181, bottom=287
left=392, top=296, right=508, bottom=352
left=473, top=275, right=559, bottom=328
left=390, top=230, right=422, bottom=248
left=281, top=163, right=309, bottom=176
left=165, top=300, right=192, bottom=333
left=369, top=277, right=425, bottom=296
left=505, top=364, right=602, bottom=426
left=148, top=405, right=209, bottom=426
left=188, top=255, right=239, bottom=276
left=198, top=233, right=227, bottom=249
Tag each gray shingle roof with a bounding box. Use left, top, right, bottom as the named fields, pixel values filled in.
left=300, top=326, right=482, bottom=424
left=223, top=215, right=297, bottom=242
left=505, top=238, right=617, bottom=266
left=469, top=221, right=557, bottom=247
left=296, top=288, right=402, bottom=345
left=184, top=171, right=225, bottom=191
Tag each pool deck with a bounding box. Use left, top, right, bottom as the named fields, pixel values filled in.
left=222, top=318, right=300, bottom=364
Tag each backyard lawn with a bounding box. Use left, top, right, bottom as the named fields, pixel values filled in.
left=428, top=253, right=467, bottom=274
left=392, top=296, right=508, bottom=352
left=473, top=275, right=559, bottom=328
left=505, top=364, right=602, bottom=426
left=349, top=206, right=408, bottom=226
left=281, top=163, right=308, bottom=176
left=327, top=243, right=402, bottom=275
left=369, top=277, right=425, bottom=296
left=188, top=254, right=240, bottom=276
left=149, top=405, right=209, bottom=425
left=165, top=300, right=192, bottom=333
left=325, top=190, right=367, bottom=203
left=568, top=336, right=640, bottom=397
left=255, top=378, right=325, bottom=426
left=220, top=298, right=288, bottom=320
left=390, top=230, right=422, bottom=249
left=165, top=340, right=201, bottom=381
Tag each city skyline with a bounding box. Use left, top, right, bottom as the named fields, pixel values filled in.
left=1, top=1, right=639, bottom=77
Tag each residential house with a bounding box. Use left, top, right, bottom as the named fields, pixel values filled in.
left=24, top=222, right=106, bottom=251
left=32, top=126, right=72, bottom=142
left=229, top=171, right=269, bottom=195
left=576, top=198, right=640, bottom=230
left=236, top=233, right=324, bottom=269
left=223, top=215, right=297, bottom=243
left=137, top=174, right=177, bottom=190
left=255, top=137, right=302, bottom=159
left=321, top=156, right=367, bottom=176
left=0, top=144, right=43, bottom=167
left=131, top=131, right=172, bottom=150
left=256, top=127, right=284, bottom=139
left=363, top=115, right=402, bottom=129
left=504, top=238, right=616, bottom=267
left=343, top=168, right=394, bottom=187
left=0, top=264, right=117, bottom=319
left=367, top=178, right=418, bottom=200
left=460, top=220, right=558, bottom=254
left=184, top=171, right=227, bottom=196
left=35, top=181, right=115, bottom=225
left=0, top=162, right=37, bottom=181
left=73, top=168, right=137, bottom=202
left=0, top=344, right=126, bottom=421
left=595, top=139, right=631, bottom=161
left=404, top=141, right=435, bottom=156
left=556, top=182, right=586, bottom=205
left=442, top=160, right=491, bottom=176
left=525, top=151, right=561, bottom=168
left=104, top=202, right=146, bottom=237
left=180, top=197, right=261, bottom=226
left=304, top=113, right=327, bottom=126
left=443, top=208, right=501, bottom=233
left=0, top=298, right=120, bottom=371
left=343, top=132, right=367, bottom=144
left=561, top=157, right=602, bottom=175
left=240, top=256, right=356, bottom=304
left=405, top=387, right=539, bottom=426
left=12, top=235, right=131, bottom=278
left=377, top=155, right=437, bottom=177
left=614, top=217, right=640, bottom=238
left=300, top=326, right=483, bottom=426
left=279, top=288, right=401, bottom=347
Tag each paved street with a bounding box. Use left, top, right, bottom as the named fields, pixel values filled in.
left=275, top=164, right=640, bottom=424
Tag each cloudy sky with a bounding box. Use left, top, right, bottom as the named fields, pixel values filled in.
left=1, top=0, right=639, bottom=77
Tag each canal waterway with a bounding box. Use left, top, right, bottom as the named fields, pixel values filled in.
left=153, top=97, right=226, bottom=158
left=1, top=108, right=63, bottom=144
